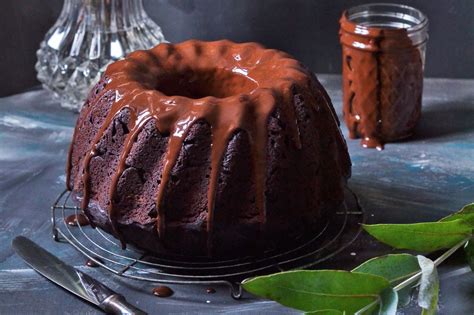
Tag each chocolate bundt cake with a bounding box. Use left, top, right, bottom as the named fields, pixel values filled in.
left=66, top=40, right=351, bottom=258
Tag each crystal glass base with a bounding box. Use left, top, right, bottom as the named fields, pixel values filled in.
left=35, top=0, right=166, bottom=112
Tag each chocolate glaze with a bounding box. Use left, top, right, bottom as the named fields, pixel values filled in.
left=152, top=286, right=173, bottom=298
left=206, top=287, right=216, bottom=294
left=339, top=13, right=424, bottom=150
left=64, top=213, right=89, bottom=227
left=66, top=40, right=351, bottom=257
left=85, top=256, right=105, bottom=267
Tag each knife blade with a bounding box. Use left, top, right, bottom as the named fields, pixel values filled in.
left=12, top=236, right=147, bottom=315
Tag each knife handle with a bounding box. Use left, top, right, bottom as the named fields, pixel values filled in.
left=100, top=294, right=148, bottom=315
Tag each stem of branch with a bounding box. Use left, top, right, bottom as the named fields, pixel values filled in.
left=394, top=237, right=469, bottom=291
left=355, top=237, right=470, bottom=315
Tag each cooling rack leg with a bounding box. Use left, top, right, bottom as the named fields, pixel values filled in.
left=51, top=204, right=59, bottom=241
left=52, top=228, right=60, bottom=242
left=226, top=282, right=243, bottom=300
left=51, top=189, right=69, bottom=242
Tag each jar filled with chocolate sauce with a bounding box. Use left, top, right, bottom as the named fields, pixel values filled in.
left=339, top=3, right=428, bottom=150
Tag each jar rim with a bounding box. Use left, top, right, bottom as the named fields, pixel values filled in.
left=344, top=3, right=428, bottom=34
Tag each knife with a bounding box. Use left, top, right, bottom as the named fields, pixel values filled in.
left=12, top=236, right=147, bottom=315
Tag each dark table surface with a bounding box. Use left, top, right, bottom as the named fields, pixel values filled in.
left=0, top=75, right=473, bottom=314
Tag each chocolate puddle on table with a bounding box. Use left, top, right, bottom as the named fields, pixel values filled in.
left=64, top=213, right=89, bottom=227
left=152, top=286, right=174, bottom=298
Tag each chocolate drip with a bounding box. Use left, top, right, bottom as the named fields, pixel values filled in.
left=206, top=120, right=232, bottom=248
left=67, top=40, right=332, bottom=252
left=155, top=117, right=194, bottom=240
left=359, top=36, right=384, bottom=151
left=65, top=78, right=110, bottom=190
left=108, top=109, right=152, bottom=247
left=250, top=91, right=275, bottom=225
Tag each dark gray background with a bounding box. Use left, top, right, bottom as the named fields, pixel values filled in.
left=1, top=0, right=473, bottom=96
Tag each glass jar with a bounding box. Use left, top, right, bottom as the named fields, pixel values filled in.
left=36, top=0, right=166, bottom=112
left=339, top=3, right=428, bottom=150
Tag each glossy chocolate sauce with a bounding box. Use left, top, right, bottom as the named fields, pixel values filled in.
left=152, top=286, right=174, bottom=298
left=339, top=13, right=425, bottom=150
left=85, top=256, right=105, bottom=267
left=206, top=287, right=216, bottom=294
left=64, top=213, right=89, bottom=227
left=65, top=40, right=341, bottom=249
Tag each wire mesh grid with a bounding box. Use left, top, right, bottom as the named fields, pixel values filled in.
left=51, top=188, right=365, bottom=299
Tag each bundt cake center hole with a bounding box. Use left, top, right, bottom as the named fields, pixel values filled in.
left=155, top=68, right=258, bottom=99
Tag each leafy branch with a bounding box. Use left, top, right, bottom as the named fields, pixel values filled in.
left=355, top=237, right=469, bottom=315
left=242, top=203, right=474, bottom=314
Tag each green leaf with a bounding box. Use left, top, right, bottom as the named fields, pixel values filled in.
left=241, top=270, right=390, bottom=313
left=352, top=254, right=420, bottom=285
left=305, top=310, right=345, bottom=315
left=397, top=286, right=415, bottom=308
left=417, top=256, right=439, bottom=315
left=464, top=238, right=474, bottom=272
left=363, top=219, right=472, bottom=252
left=352, top=254, right=419, bottom=308
left=440, top=203, right=474, bottom=226
left=378, top=287, right=398, bottom=315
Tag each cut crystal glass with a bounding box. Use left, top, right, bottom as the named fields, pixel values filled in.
left=35, top=0, right=166, bottom=112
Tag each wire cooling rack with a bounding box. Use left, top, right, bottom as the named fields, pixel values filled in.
left=51, top=188, right=364, bottom=299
